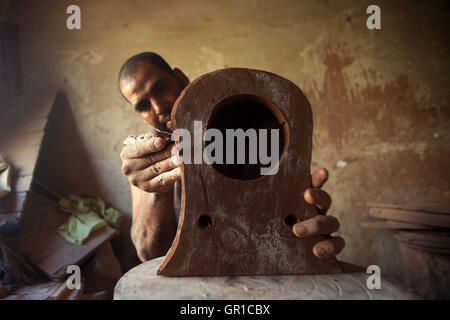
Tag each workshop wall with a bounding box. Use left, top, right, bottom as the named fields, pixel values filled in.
left=2, top=0, right=449, bottom=277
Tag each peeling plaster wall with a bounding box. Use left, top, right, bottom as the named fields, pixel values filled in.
left=2, top=0, right=449, bottom=277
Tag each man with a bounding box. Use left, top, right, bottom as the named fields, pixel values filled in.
left=118, top=52, right=345, bottom=263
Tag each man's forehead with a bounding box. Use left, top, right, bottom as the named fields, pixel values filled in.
left=120, top=62, right=162, bottom=102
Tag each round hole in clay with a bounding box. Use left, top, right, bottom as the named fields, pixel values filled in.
left=206, top=94, right=288, bottom=180
left=198, top=215, right=212, bottom=228
left=284, top=214, right=297, bottom=226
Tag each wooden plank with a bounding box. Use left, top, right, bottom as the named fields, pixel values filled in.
left=397, top=230, right=450, bottom=242
left=0, top=191, right=27, bottom=214
left=38, top=227, right=116, bottom=279
left=369, top=207, right=450, bottom=228
left=394, top=238, right=450, bottom=252
left=14, top=192, right=117, bottom=280
left=368, top=202, right=450, bottom=215
left=22, top=229, right=69, bottom=263
left=47, top=280, right=85, bottom=300
left=395, top=231, right=450, bottom=248
left=361, top=220, right=437, bottom=230
left=1, top=281, right=64, bottom=300
left=395, top=237, right=450, bottom=251
left=397, top=240, right=450, bottom=255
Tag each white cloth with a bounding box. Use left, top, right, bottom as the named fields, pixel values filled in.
left=0, top=154, right=11, bottom=198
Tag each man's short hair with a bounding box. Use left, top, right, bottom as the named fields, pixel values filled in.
left=118, top=52, right=173, bottom=100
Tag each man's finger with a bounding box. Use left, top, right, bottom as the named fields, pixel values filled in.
left=121, top=144, right=176, bottom=175
left=311, top=168, right=328, bottom=188
left=132, top=144, right=177, bottom=171
left=304, top=188, right=331, bottom=213
left=121, top=136, right=167, bottom=159
left=144, top=167, right=182, bottom=191
left=292, top=215, right=339, bottom=238
left=139, top=155, right=182, bottom=182
left=312, top=236, right=345, bottom=259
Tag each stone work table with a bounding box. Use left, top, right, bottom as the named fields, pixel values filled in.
left=114, top=257, right=420, bottom=300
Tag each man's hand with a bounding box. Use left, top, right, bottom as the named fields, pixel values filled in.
left=120, top=135, right=182, bottom=194
left=292, top=168, right=345, bottom=259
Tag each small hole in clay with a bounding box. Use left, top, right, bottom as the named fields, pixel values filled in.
left=284, top=214, right=297, bottom=227
left=198, top=215, right=212, bottom=228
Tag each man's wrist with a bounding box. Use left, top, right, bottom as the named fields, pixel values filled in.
left=152, top=189, right=174, bottom=202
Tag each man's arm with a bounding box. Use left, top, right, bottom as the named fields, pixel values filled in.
left=130, top=184, right=177, bottom=262
left=120, top=135, right=181, bottom=262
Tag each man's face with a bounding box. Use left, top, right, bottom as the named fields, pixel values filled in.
left=119, top=62, right=185, bottom=131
